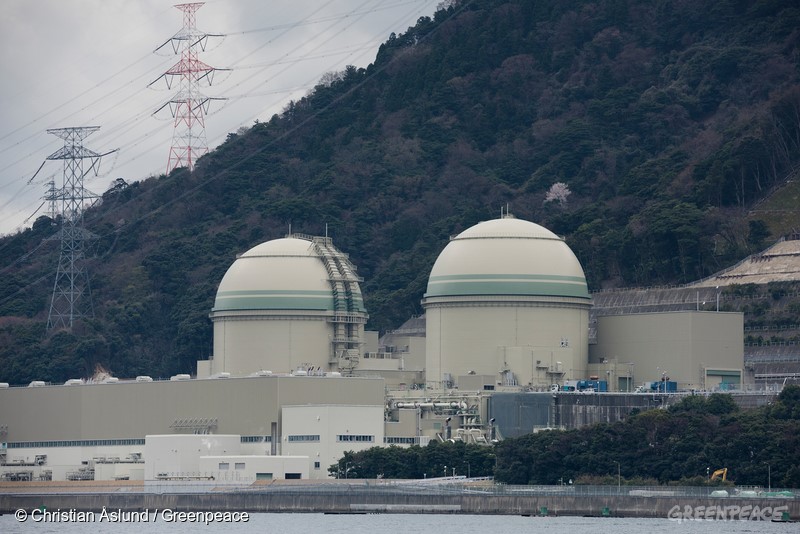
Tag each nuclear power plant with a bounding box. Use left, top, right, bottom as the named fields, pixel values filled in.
left=0, top=215, right=751, bottom=483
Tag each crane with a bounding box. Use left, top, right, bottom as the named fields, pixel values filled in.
left=710, top=468, right=728, bottom=481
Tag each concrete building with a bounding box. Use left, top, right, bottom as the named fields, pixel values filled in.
left=590, top=311, right=744, bottom=390
left=198, top=454, right=309, bottom=482
left=281, top=405, right=384, bottom=477
left=144, top=434, right=242, bottom=480
left=201, top=234, right=367, bottom=378
left=0, top=375, right=384, bottom=482
left=422, top=215, right=592, bottom=390
left=360, top=316, right=426, bottom=390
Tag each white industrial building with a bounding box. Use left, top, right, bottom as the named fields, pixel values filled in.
left=0, top=215, right=745, bottom=482
left=145, top=434, right=312, bottom=482
left=281, top=405, right=384, bottom=477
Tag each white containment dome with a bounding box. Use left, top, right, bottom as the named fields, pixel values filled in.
left=422, top=215, right=592, bottom=390
left=206, top=235, right=367, bottom=377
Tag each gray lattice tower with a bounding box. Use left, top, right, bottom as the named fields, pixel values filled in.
left=44, top=127, right=111, bottom=331
left=45, top=176, right=59, bottom=222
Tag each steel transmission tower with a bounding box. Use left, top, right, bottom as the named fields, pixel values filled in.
left=45, top=177, right=59, bottom=222
left=33, top=127, right=116, bottom=331
left=151, top=2, right=226, bottom=174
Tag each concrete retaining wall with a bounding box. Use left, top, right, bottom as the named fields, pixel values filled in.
left=2, top=492, right=797, bottom=519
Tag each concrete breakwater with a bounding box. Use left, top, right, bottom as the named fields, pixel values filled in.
left=1, top=483, right=798, bottom=519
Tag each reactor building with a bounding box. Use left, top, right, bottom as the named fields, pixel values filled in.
left=423, top=216, right=591, bottom=391
left=201, top=235, right=367, bottom=378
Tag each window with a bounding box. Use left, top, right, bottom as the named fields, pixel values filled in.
left=8, top=438, right=146, bottom=449
left=285, top=473, right=302, bottom=480
left=219, top=462, right=229, bottom=470
left=314, top=461, right=320, bottom=470
left=256, top=473, right=272, bottom=480
left=336, top=435, right=374, bottom=443
left=287, top=435, right=320, bottom=443
left=241, top=436, right=271, bottom=443
left=235, top=462, right=245, bottom=470
left=384, top=437, right=417, bottom=444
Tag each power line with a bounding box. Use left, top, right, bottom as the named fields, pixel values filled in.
left=0, top=1, right=177, bottom=148
left=0, top=0, right=449, bottom=298
left=0, top=1, right=437, bottom=190
left=89, top=1, right=470, bottom=240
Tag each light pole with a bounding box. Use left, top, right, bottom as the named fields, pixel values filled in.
left=345, top=462, right=351, bottom=479
left=657, top=367, right=668, bottom=393
left=716, top=286, right=720, bottom=312
left=626, top=362, right=634, bottom=392
left=767, top=463, right=771, bottom=491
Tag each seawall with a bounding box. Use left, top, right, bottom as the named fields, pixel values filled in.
left=1, top=484, right=797, bottom=519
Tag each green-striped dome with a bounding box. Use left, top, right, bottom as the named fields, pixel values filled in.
left=425, top=217, right=590, bottom=300
left=213, top=238, right=365, bottom=313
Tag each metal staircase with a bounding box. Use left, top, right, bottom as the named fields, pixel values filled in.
left=292, top=234, right=368, bottom=374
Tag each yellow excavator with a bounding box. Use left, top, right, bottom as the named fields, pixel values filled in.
left=710, top=468, right=728, bottom=481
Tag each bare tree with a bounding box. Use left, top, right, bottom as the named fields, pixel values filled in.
left=437, top=0, right=460, bottom=10
left=318, top=70, right=343, bottom=88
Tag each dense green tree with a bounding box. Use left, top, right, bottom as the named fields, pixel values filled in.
left=329, top=441, right=495, bottom=479
left=491, top=388, right=800, bottom=487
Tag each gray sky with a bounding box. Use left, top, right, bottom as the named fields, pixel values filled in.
left=0, top=0, right=440, bottom=236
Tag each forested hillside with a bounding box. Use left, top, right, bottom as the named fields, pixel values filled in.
left=1, top=0, right=799, bottom=383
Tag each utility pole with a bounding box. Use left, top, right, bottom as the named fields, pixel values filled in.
left=31, top=127, right=116, bottom=331
left=150, top=2, right=227, bottom=174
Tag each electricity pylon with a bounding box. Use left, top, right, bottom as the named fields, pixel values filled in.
left=150, top=2, right=227, bottom=174
left=31, top=126, right=116, bottom=331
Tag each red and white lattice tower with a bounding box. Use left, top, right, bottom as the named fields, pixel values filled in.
left=151, top=3, right=225, bottom=173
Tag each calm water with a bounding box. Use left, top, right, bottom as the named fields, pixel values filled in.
left=1, top=512, right=796, bottom=533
